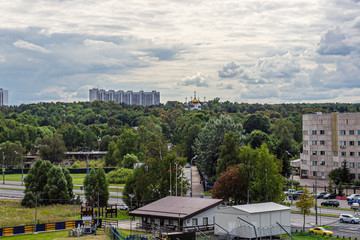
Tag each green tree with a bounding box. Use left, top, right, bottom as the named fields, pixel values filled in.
left=38, top=135, right=66, bottom=163
left=117, top=129, right=139, bottom=159
left=295, top=188, right=316, bottom=231
left=250, top=144, right=283, bottom=203
left=0, top=141, right=25, bottom=166
left=329, top=161, right=352, bottom=185
left=247, top=130, right=271, bottom=149
left=84, top=168, right=109, bottom=207
left=104, top=141, right=118, bottom=166
left=243, top=114, right=271, bottom=134
left=216, top=131, right=241, bottom=176
left=193, top=114, right=244, bottom=179
left=59, top=123, right=82, bottom=151
left=43, top=166, right=70, bottom=204
left=122, top=154, right=140, bottom=169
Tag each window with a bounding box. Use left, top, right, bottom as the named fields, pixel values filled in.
left=350, top=152, right=355, bottom=156
left=341, top=152, right=346, bottom=156
left=350, top=141, right=355, bottom=146
left=312, top=161, right=317, bottom=166
left=358, top=141, right=360, bottom=146
left=312, top=140, right=317, bottom=145
left=341, top=162, right=346, bottom=167
left=358, top=174, right=360, bottom=180
left=341, top=130, right=346, bottom=135
left=192, top=218, right=198, bottom=226
left=350, top=130, right=355, bottom=135
left=350, top=163, right=355, bottom=168
left=358, top=130, right=360, bottom=135
left=312, top=130, right=317, bottom=135
left=334, top=162, right=339, bottom=167
left=303, top=150, right=308, bottom=155
left=313, top=171, right=317, bottom=176
left=312, top=151, right=317, bottom=155
left=203, top=217, right=208, bottom=225
left=304, top=140, right=308, bottom=145
left=320, top=130, right=325, bottom=135
left=341, top=141, right=346, bottom=146
left=358, top=163, right=360, bottom=168
left=333, top=151, right=338, bottom=156
left=351, top=174, right=355, bottom=180
left=320, top=140, right=325, bottom=145
left=320, top=151, right=325, bottom=155
left=302, top=160, right=307, bottom=165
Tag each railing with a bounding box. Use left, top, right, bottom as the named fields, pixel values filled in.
left=135, top=222, right=214, bottom=233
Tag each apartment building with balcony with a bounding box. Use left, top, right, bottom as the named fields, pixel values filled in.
left=301, top=112, right=360, bottom=181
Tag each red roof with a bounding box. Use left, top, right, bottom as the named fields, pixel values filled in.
left=129, top=196, right=223, bottom=220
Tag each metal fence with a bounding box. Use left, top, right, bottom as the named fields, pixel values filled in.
left=107, top=226, right=153, bottom=240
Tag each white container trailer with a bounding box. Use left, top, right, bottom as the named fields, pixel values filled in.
left=214, top=202, right=291, bottom=239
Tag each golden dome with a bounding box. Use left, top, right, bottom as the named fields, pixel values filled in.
left=192, top=98, right=199, bottom=104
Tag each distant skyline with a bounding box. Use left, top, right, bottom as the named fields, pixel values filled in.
left=1, top=0, right=360, bottom=105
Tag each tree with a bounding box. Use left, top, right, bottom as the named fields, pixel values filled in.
left=38, top=135, right=66, bottom=163
left=212, top=164, right=248, bottom=205
left=0, top=141, right=25, bottom=167
left=43, top=166, right=70, bottom=204
left=216, top=131, right=241, bottom=176
left=117, top=129, right=139, bottom=160
left=104, top=141, right=118, bottom=166
left=22, top=159, right=74, bottom=207
left=250, top=144, right=283, bottom=203
left=329, top=161, right=352, bottom=185
left=122, top=154, right=140, bottom=169
left=84, top=168, right=109, bottom=207
left=193, top=114, right=244, bottom=179
left=243, top=114, right=271, bottom=134
left=295, top=188, right=316, bottom=231
left=247, top=130, right=271, bottom=149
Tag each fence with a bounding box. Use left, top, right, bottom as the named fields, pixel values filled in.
left=107, top=226, right=152, bottom=240
left=0, top=219, right=101, bottom=237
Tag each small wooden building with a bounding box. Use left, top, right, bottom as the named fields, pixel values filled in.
left=129, top=196, right=222, bottom=233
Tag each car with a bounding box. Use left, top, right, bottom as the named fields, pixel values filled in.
left=321, top=200, right=339, bottom=207
left=323, top=193, right=337, bottom=199
left=185, top=163, right=191, bottom=168
left=350, top=203, right=359, bottom=210
left=309, top=227, right=333, bottom=236
left=347, top=198, right=360, bottom=205
left=316, top=192, right=328, bottom=199
left=296, top=190, right=305, bottom=195
left=339, top=214, right=360, bottom=224
left=119, top=205, right=129, bottom=211
left=347, top=194, right=360, bottom=201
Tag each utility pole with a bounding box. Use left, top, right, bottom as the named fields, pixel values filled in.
left=1, top=150, right=5, bottom=185
left=34, top=195, right=38, bottom=234
left=190, top=155, right=197, bottom=197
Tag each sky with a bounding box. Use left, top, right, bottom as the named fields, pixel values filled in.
left=1, top=0, right=360, bottom=105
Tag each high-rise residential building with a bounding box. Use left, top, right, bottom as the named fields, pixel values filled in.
left=301, top=112, right=360, bottom=181
left=0, top=88, right=8, bottom=106
left=89, top=88, right=160, bottom=106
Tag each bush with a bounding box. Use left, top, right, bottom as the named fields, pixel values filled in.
left=72, top=161, right=80, bottom=169
left=107, top=168, right=133, bottom=184
left=21, top=192, right=37, bottom=208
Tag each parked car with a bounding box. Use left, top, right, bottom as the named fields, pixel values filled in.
left=316, top=192, right=328, bottom=199
left=347, top=198, right=360, bottom=205
left=347, top=194, right=360, bottom=201
left=321, top=200, right=339, bottom=207
left=350, top=203, right=359, bottom=210
left=339, top=214, right=360, bottom=224
left=296, top=190, right=305, bottom=195
left=119, top=205, right=129, bottom=211
left=309, top=227, right=333, bottom=236
left=323, top=193, right=336, bottom=199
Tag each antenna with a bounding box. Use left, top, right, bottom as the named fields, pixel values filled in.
left=194, top=91, right=196, bottom=99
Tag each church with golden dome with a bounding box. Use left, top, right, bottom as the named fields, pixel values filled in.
left=184, top=91, right=207, bottom=111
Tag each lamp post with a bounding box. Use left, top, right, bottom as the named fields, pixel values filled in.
left=286, top=151, right=294, bottom=206
left=315, top=159, right=325, bottom=225
left=0, top=148, right=5, bottom=185
left=190, top=155, right=197, bottom=198
left=15, top=151, right=24, bottom=185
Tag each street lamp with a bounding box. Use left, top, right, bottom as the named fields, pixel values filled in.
left=315, top=159, right=325, bottom=225
left=190, top=155, right=197, bottom=198
left=286, top=151, right=294, bottom=206
left=0, top=148, right=5, bottom=185
left=15, top=151, right=24, bottom=185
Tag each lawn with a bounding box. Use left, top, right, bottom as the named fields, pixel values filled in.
left=0, top=199, right=131, bottom=228
left=282, top=232, right=337, bottom=239
left=2, top=229, right=109, bottom=239
left=5, top=174, right=125, bottom=188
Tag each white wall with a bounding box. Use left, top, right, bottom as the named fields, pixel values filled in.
left=184, top=207, right=217, bottom=227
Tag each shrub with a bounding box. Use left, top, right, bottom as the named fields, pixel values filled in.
left=72, top=161, right=80, bottom=169
left=107, top=168, right=133, bottom=184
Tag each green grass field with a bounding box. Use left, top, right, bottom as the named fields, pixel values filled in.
left=282, top=232, right=337, bottom=239
left=0, top=199, right=131, bottom=228
left=4, top=174, right=125, bottom=188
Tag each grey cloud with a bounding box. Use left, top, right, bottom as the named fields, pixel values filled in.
left=13, top=40, right=50, bottom=53
left=217, top=83, right=233, bottom=89
left=218, top=61, right=242, bottom=78
left=181, top=72, right=209, bottom=87
left=317, top=27, right=353, bottom=56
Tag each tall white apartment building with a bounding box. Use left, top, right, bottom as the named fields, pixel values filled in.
left=301, top=112, right=360, bottom=181
left=89, top=88, right=160, bottom=106
left=0, top=88, right=8, bottom=106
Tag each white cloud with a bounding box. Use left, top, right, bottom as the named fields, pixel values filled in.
left=13, top=40, right=50, bottom=53
left=180, top=72, right=209, bottom=87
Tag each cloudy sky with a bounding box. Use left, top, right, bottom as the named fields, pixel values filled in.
left=1, top=0, right=360, bottom=105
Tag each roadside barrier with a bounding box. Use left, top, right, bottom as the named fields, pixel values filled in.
left=0, top=219, right=102, bottom=237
